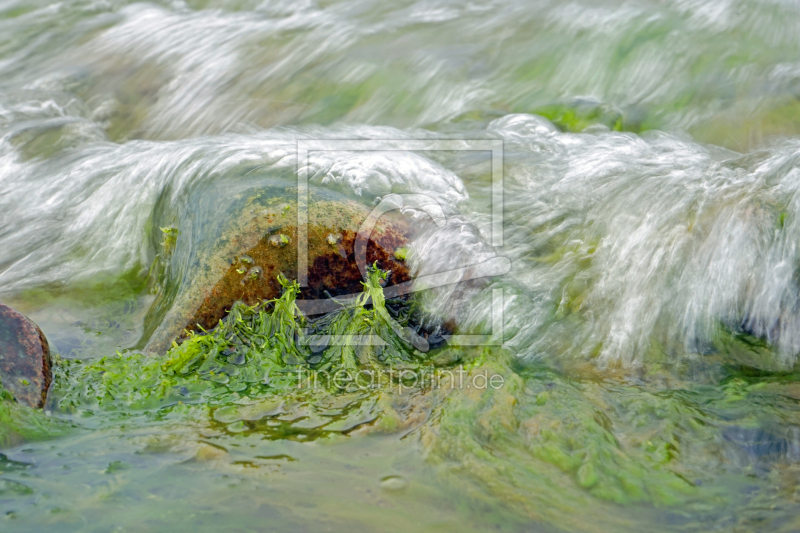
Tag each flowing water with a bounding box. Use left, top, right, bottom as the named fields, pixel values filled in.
left=3, top=0, right=800, bottom=531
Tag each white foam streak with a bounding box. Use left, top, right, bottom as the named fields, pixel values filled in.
left=479, top=115, right=800, bottom=367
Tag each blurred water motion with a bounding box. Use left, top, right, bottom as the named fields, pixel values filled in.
left=2, top=1, right=800, bottom=532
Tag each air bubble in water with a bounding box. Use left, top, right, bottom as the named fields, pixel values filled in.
left=247, top=266, right=263, bottom=281
left=269, top=234, right=290, bottom=247
left=380, top=475, right=408, bottom=491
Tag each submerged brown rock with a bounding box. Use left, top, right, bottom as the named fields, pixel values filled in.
left=145, top=187, right=411, bottom=353
left=0, top=304, right=52, bottom=408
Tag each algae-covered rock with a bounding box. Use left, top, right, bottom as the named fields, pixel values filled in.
left=0, top=303, right=52, bottom=408
left=145, top=184, right=410, bottom=354
left=53, top=271, right=436, bottom=426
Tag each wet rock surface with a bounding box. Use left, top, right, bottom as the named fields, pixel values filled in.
left=145, top=186, right=411, bottom=353
left=0, top=304, right=52, bottom=408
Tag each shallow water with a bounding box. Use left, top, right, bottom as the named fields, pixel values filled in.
left=3, top=0, right=800, bottom=531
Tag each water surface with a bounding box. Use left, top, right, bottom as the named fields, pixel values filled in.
left=3, top=0, right=800, bottom=531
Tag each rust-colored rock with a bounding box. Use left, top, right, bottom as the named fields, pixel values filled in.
left=0, top=304, right=52, bottom=408
left=145, top=187, right=411, bottom=353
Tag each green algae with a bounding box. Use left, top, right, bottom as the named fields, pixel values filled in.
left=522, top=93, right=800, bottom=149
left=52, top=276, right=305, bottom=416
left=0, top=384, right=69, bottom=449
left=50, top=268, right=434, bottom=420
left=305, top=268, right=427, bottom=377
left=5, top=3, right=800, bottom=531
left=423, top=357, right=696, bottom=520
left=531, top=102, right=627, bottom=133
left=159, top=227, right=179, bottom=258
left=4, top=269, right=800, bottom=531
left=143, top=181, right=410, bottom=354
left=421, top=354, right=784, bottom=530
left=7, top=266, right=148, bottom=312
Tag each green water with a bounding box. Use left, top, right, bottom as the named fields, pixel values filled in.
left=4, top=0, right=800, bottom=531
left=4, top=273, right=800, bottom=532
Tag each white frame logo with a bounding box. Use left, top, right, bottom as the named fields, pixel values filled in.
left=295, top=139, right=509, bottom=349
